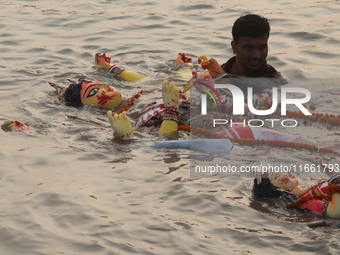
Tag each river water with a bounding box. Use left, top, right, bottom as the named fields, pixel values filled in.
left=1, top=0, right=340, bottom=254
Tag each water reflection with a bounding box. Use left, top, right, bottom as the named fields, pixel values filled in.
left=1, top=0, right=340, bottom=254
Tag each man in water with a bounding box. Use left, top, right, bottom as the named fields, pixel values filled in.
left=221, top=14, right=284, bottom=79
left=184, top=14, right=287, bottom=95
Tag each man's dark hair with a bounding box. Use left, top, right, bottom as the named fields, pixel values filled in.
left=232, top=14, right=270, bottom=43
left=64, top=81, right=83, bottom=107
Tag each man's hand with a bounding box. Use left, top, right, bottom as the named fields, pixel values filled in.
left=107, top=111, right=135, bottom=139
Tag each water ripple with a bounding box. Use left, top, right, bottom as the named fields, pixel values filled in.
left=1, top=0, right=340, bottom=254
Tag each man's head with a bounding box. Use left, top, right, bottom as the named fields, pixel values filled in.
left=232, top=14, right=270, bottom=43
left=231, top=14, right=270, bottom=76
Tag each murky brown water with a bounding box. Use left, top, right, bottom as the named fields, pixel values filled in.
left=1, top=0, right=340, bottom=254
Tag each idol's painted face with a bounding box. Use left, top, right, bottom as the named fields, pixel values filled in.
left=269, top=171, right=299, bottom=193
left=79, top=80, right=123, bottom=109
left=1, top=120, right=28, bottom=132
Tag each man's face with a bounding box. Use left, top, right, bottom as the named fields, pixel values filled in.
left=80, top=80, right=122, bottom=109
left=231, top=34, right=268, bottom=74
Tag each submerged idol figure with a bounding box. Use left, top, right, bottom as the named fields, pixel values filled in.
left=47, top=52, right=194, bottom=138
left=49, top=52, right=193, bottom=108
left=47, top=52, right=284, bottom=140
left=254, top=169, right=340, bottom=219
left=3, top=51, right=340, bottom=219
left=91, top=52, right=340, bottom=219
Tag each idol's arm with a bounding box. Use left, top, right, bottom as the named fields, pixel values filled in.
left=95, top=53, right=145, bottom=82
left=326, top=193, right=340, bottom=218
left=159, top=80, right=181, bottom=135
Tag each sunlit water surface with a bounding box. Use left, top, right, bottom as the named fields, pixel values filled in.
left=1, top=0, right=340, bottom=254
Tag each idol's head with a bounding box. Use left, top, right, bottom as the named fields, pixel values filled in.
left=64, top=79, right=123, bottom=109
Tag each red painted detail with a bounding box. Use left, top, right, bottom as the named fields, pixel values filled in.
left=97, top=52, right=111, bottom=62
left=96, top=91, right=117, bottom=106
left=298, top=199, right=323, bottom=215
left=212, top=65, right=220, bottom=73
left=315, top=181, right=333, bottom=200
left=232, top=125, right=255, bottom=139
left=215, top=125, right=255, bottom=140
left=146, top=112, right=153, bottom=119
left=201, top=62, right=208, bottom=70
left=280, top=177, right=290, bottom=184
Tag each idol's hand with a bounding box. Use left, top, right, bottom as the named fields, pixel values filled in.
left=193, top=70, right=215, bottom=93
left=1, top=120, right=28, bottom=132
left=182, top=69, right=215, bottom=93
left=95, top=53, right=113, bottom=70
left=162, top=80, right=181, bottom=109
left=203, top=58, right=226, bottom=78
left=198, top=55, right=209, bottom=69
left=107, top=111, right=135, bottom=139
left=176, top=53, right=193, bottom=68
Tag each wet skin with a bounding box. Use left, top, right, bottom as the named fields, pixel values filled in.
left=80, top=80, right=123, bottom=109
left=231, top=34, right=269, bottom=76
